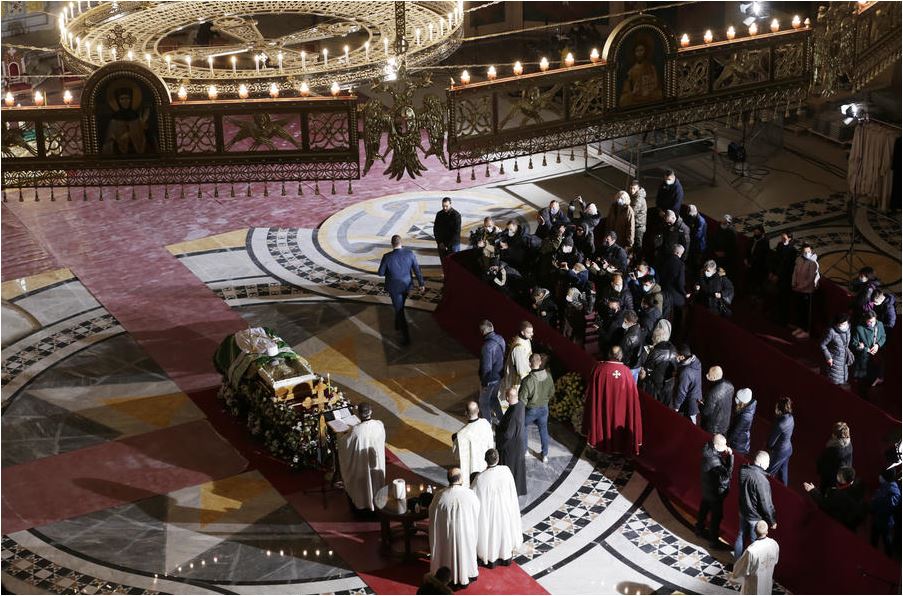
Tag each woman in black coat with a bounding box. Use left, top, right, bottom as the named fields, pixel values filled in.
left=727, top=388, right=756, bottom=454
left=816, top=422, right=853, bottom=494
left=766, top=397, right=795, bottom=485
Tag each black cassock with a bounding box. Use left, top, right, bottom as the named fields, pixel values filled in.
left=497, top=401, right=527, bottom=495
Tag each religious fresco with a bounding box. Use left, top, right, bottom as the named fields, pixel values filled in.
left=616, top=28, right=665, bottom=108
left=94, top=77, right=159, bottom=156
left=711, top=49, right=771, bottom=91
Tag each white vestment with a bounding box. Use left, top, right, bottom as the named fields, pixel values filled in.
left=732, top=536, right=780, bottom=595
left=472, top=464, right=523, bottom=563
left=503, top=335, right=532, bottom=394
left=454, top=418, right=494, bottom=488
left=336, top=419, right=386, bottom=510
left=429, top=484, right=481, bottom=586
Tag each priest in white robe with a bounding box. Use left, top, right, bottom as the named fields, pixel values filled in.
left=732, top=520, right=780, bottom=595
left=472, top=448, right=523, bottom=566
left=429, top=467, right=481, bottom=587
left=336, top=403, right=386, bottom=511
left=452, top=401, right=495, bottom=487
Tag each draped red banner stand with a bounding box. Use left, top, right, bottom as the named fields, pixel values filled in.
left=434, top=250, right=899, bottom=595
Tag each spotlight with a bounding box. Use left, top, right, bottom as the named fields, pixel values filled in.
left=840, top=102, right=868, bottom=125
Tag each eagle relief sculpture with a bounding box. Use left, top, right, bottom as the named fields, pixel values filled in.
left=360, top=65, right=447, bottom=180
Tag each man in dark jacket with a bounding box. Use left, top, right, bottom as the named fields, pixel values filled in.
left=696, top=434, right=734, bottom=549
left=598, top=231, right=629, bottom=274
left=655, top=169, right=684, bottom=216
left=536, top=200, right=570, bottom=239
left=658, top=245, right=687, bottom=320
left=497, top=387, right=527, bottom=495
left=673, top=345, right=702, bottom=423
left=378, top=235, right=425, bottom=345
left=657, top=210, right=691, bottom=266
left=638, top=293, right=663, bottom=339
left=803, top=467, right=866, bottom=532
left=869, top=289, right=897, bottom=331
left=620, top=310, right=645, bottom=380
left=686, top=204, right=708, bottom=271
left=701, top=366, right=733, bottom=435
left=520, top=353, right=554, bottom=463
left=727, top=388, right=756, bottom=454
left=478, top=320, right=506, bottom=424
left=771, top=232, right=797, bottom=325
left=433, top=197, right=462, bottom=258
left=734, top=451, right=777, bottom=559
left=745, top=225, right=771, bottom=297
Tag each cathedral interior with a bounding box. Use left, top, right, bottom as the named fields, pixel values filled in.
left=1, top=1, right=901, bottom=594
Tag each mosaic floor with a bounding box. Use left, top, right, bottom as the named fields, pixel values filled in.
left=5, top=129, right=892, bottom=594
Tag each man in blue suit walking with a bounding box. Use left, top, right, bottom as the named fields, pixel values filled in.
left=377, top=235, right=425, bottom=345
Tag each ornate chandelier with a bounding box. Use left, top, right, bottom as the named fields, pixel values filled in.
left=59, top=1, right=463, bottom=97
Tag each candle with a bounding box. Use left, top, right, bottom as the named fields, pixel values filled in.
left=704, top=30, right=713, bottom=43
left=383, top=37, right=389, bottom=56
left=301, top=50, right=306, bottom=70
left=185, top=55, right=191, bottom=74
left=208, top=55, right=213, bottom=74
left=34, top=90, right=44, bottom=106
left=207, top=85, right=217, bottom=99
left=726, top=26, right=736, bottom=40
left=127, top=50, right=134, bottom=61
left=75, top=36, right=80, bottom=54
left=564, top=52, right=574, bottom=67
left=330, top=81, right=340, bottom=96
left=513, top=60, right=523, bottom=76
left=428, top=22, right=433, bottom=41
left=539, top=57, right=549, bottom=71
left=231, top=55, right=236, bottom=74
left=254, top=54, right=260, bottom=73
left=269, top=82, right=279, bottom=98
left=111, top=47, right=117, bottom=61
left=5, top=92, right=14, bottom=107
left=278, top=51, right=283, bottom=72
left=63, top=90, right=73, bottom=104
left=165, top=54, right=171, bottom=72
left=327, top=373, right=330, bottom=387
left=415, top=28, right=421, bottom=45
left=487, top=65, right=496, bottom=80
left=85, top=41, right=91, bottom=58
left=68, top=32, right=74, bottom=48
left=804, top=18, right=810, bottom=27
left=448, top=11, right=453, bottom=29
left=749, top=22, right=758, bottom=35
left=343, top=45, right=349, bottom=63
left=363, top=42, right=369, bottom=60
left=439, top=19, right=443, bottom=35
left=460, top=69, right=470, bottom=85
left=145, top=52, right=151, bottom=67
left=322, top=48, right=328, bottom=66
left=97, top=43, right=103, bottom=62
left=680, top=34, right=689, bottom=47
left=238, top=83, right=248, bottom=99
left=590, top=48, right=600, bottom=63
left=299, top=81, right=310, bottom=96
left=792, top=15, right=801, bottom=29
left=770, top=18, right=780, bottom=32
left=177, top=85, right=187, bottom=101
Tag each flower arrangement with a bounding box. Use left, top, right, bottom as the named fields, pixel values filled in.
left=550, top=371, right=586, bottom=433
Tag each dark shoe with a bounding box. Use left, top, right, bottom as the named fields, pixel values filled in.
left=485, top=561, right=495, bottom=569
left=710, top=540, right=730, bottom=551
left=693, top=526, right=708, bottom=538
left=501, top=558, right=512, bottom=566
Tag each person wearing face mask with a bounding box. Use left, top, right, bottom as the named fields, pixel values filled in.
left=564, top=262, right=591, bottom=296
left=571, top=197, right=602, bottom=232
left=636, top=274, right=665, bottom=316
left=685, top=204, right=708, bottom=272
left=599, top=298, right=627, bottom=349
left=711, top=214, right=738, bottom=274
left=497, top=220, right=527, bottom=269
left=469, top=217, right=502, bottom=249
left=791, top=243, right=820, bottom=338
left=819, top=313, right=854, bottom=385
left=656, top=209, right=690, bottom=267
left=536, top=200, right=570, bottom=240
left=530, top=287, right=559, bottom=328
left=673, top=344, right=702, bottom=424
left=563, top=287, right=589, bottom=347
left=619, top=310, right=645, bottom=381
left=599, top=273, right=633, bottom=313
left=573, top=222, right=595, bottom=259
left=868, top=289, right=896, bottom=330
left=638, top=319, right=677, bottom=403
left=745, top=225, right=771, bottom=298
left=555, top=237, right=581, bottom=270
left=693, top=260, right=734, bottom=317
left=539, top=224, right=567, bottom=256
left=850, top=309, right=886, bottom=395
left=606, top=191, right=636, bottom=250
left=655, top=169, right=684, bottom=218
left=628, top=180, right=648, bottom=252
left=770, top=231, right=797, bottom=326
left=638, top=293, right=663, bottom=339
left=598, top=230, right=629, bottom=274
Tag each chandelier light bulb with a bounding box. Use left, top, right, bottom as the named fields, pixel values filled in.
left=269, top=82, right=279, bottom=98
left=34, top=90, right=45, bottom=106
left=726, top=25, right=736, bottom=40
left=299, top=81, right=310, bottom=96
left=539, top=57, right=549, bottom=71
left=590, top=48, right=600, bottom=63
left=207, top=85, right=218, bottom=100
left=144, top=52, right=151, bottom=66
left=792, top=15, right=801, bottom=29
left=564, top=52, right=575, bottom=67
left=748, top=22, right=758, bottom=35
left=127, top=50, right=134, bottom=61
left=460, top=69, right=470, bottom=85
left=704, top=30, right=713, bottom=43
left=63, top=90, right=73, bottom=105
left=771, top=18, right=780, bottom=32
left=238, top=83, right=249, bottom=99
left=513, top=60, right=523, bottom=76
left=177, top=85, right=187, bottom=101
left=804, top=17, right=811, bottom=27
left=487, top=65, right=497, bottom=80
left=5, top=92, right=14, bottom=107
left=330, top=81, right=340, bottom=96
left=680, top=34, right=690, bottom=48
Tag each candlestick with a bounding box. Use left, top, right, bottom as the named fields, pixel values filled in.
left=704, top=30, right=713, bottom=43
left=127, top=50, right=134, bottom=61
left=415, top=28, right=421, bottom=45
left=726, top=26, right=736, bottom=40
left=383, top=37, right=388, bottom=57
left=254, top=54, right=260, bottom=74
left=363, top=42, right=369, bottom=61
left=590, top=48, right=600, bottom=63
left=804, top=17, right=810, bottom=27
left=277, top=51, right=283, bottom=72
left=564, top=52, right=574, bottom=67
left=539, top=57, right=549, bottom=72
left=448, top=11, right=453, bottom=29
left=208, top=55, right=213, bottom=74
left=145, top=52, right=151, bottom=67
left=343, top=45, right=349, bottom=64
left=111, top=47, right=117, bottom=61
left=513, top=60, right=523, bottom=76
left=231, top=55, right=237, bottom=74
left=165, top=54, right=171, bottom=72
left=177, top=85, right=187, bottom=101
left=322, top=48, right=328, bottom=66
left=487, top=65, right=496, bottom=80
left=34, top=90, right=44, bottom=106
left=63, top=90, right=73, bottom=105
left=301, top=51, right=306, bottom=70
left=792, top=15, right=801, bottom=29
left=428, top=22, right=433, bottom=42
left=5, top=92, right=14, bottom=107
left=185, top=55, right=191, bottom=74
left=748, top=22, right=758, bottom=36
left=460, top=69, right=470, bottom=85
left=680, top=34, right=690, bottom=48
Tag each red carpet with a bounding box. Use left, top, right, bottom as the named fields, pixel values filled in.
left=361, top=559, right=548, bottom=595
left=1, top=419, right=248, bottom=533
